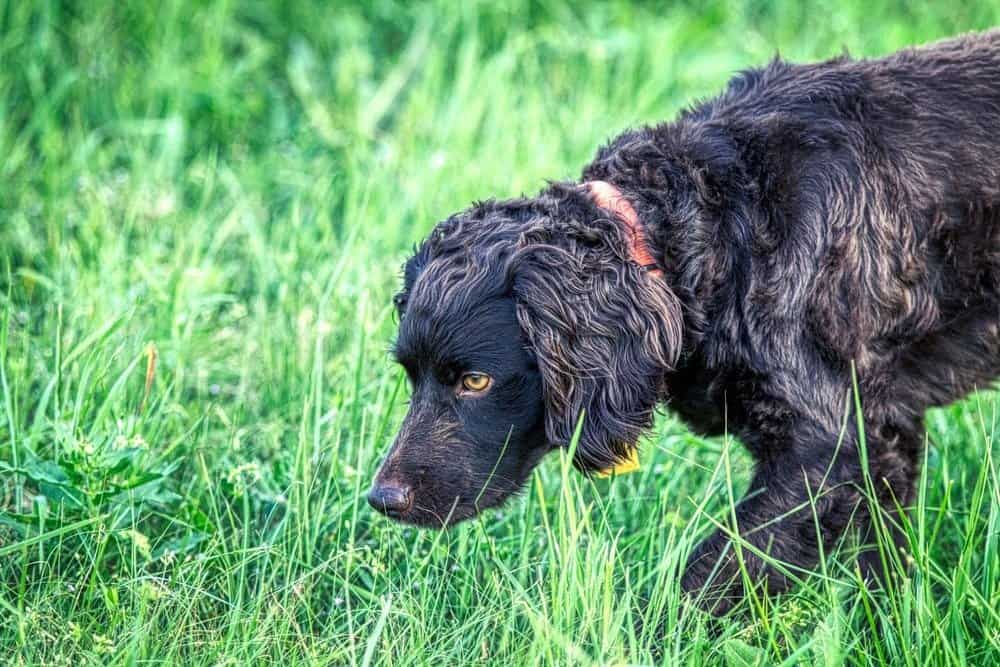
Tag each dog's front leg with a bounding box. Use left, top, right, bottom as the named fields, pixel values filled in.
left=680, top=411, right=866, bottom=614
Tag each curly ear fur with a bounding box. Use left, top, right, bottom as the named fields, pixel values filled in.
left=511, top=187, right=683, bottom=472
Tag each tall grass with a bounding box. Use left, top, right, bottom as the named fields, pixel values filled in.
left=2, top=1, right=999, bottom=664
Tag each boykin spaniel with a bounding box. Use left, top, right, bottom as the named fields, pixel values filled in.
left=369, top=31, right=1000, bottom=613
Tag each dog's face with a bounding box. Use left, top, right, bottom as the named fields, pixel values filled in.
left=368, top=190, right=683, bottom=527
left=369, top=294, right=550, bottom=526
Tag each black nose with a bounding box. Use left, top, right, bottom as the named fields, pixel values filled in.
left=367, top=483, right=413, bottom=517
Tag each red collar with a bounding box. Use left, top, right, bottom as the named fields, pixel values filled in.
left=584, top=180, right=661, bottom=276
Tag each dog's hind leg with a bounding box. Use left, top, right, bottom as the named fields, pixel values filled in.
left=854, top=307, right=1000, bottom=584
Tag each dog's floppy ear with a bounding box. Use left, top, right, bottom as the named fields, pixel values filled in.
left=511, top=218, right=682, bottom=472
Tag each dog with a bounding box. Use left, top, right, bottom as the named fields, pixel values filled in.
left=368, top=30, right=1000, bottom=613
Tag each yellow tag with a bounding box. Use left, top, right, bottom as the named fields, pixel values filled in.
left=596, top=447, right=640, bottom=478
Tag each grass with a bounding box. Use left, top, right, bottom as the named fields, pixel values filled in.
left=2, top=0, right=1000, bottom=664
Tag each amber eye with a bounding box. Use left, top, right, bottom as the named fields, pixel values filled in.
left=460, top=372, right=492, bottom=393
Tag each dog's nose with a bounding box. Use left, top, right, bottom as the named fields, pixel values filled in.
left=367, top=483, right=413, bottom=517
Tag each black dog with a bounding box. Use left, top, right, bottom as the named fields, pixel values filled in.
left=369, top=31, right=1000, bottom=613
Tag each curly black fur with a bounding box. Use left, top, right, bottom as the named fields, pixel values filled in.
left=370, top=30, right=1000, bottom=613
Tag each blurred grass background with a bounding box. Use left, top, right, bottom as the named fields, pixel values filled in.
left=2, top=1, right=1000, bottom=664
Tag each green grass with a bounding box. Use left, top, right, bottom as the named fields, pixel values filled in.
left=2, top=0, right=1000, bottom=664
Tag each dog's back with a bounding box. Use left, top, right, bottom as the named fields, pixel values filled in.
left=671, top=31, right=1000, bottom=396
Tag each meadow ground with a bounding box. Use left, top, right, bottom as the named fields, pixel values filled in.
left=3, top=1, right=1000, bottom=664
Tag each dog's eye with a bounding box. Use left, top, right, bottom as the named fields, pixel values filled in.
left=459, top=372, right=492, bottom=394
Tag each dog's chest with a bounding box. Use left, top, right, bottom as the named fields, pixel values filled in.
left=664, top=361, right=730, bottom=437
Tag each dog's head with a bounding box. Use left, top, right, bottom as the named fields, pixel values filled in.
left=368, top=184, right=682, bottom=526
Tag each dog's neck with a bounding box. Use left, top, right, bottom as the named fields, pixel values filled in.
left=580, top=124, right=746, bottom=351
left=583, top=180, right=663, bottom=277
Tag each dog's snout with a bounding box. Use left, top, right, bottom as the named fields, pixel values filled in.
left=367, top=482, right=413, bottom=518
